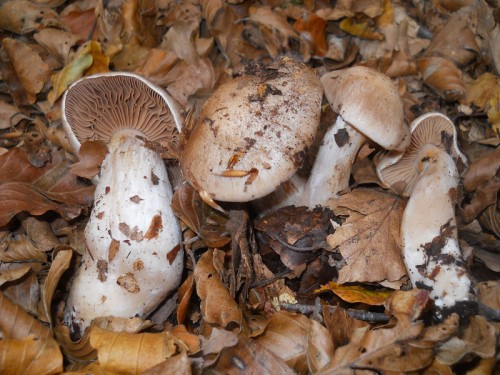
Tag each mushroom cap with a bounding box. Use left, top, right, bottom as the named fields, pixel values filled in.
left=180, top=58, right=323, bottom=202
left=61, top=72, right=183, bottom=154
left=376, top=112, right=467, bottom=196
left=320, top=66, right=409, bottom=151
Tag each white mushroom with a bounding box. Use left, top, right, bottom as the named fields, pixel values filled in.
left=401, top=143, right=472, bottom=318
left=180, top=58, right=322, bottom=203
left=301, top=66, right=410, bottom=207
left=380, top=113, right=473, bottom=319
left=62, top=73, right=184, bottom=336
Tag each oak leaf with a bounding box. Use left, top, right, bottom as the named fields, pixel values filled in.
left=327, top=188, right=407, bottom=284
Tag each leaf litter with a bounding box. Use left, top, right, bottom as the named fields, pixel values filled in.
left=0, top=0, right=499, bottom=373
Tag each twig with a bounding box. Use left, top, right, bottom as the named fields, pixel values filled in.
left=280, top=302, right=389, bottom=323
left=275, top=236, right=326, bottom=252
left=249, top=268, right=293, bottom=288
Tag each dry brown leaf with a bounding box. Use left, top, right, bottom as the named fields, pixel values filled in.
left=0, top=335, right=63, bottom=375
left=316, top=0, right=384, bottom=20
left=141, top=351, right=192, bottom=375
left=416, top=56, right=466, bottom=101
left=2, top=38, right=51, bottom=105
left=22, top=216, right=61, bottom=252
left=1, top=234, right=48, bottom=263
left=89, top=326, right=181, bottom=374
left=436, top=316, right=496, bottom=364
left=194, top=249, right=243, bottom=328
left=54, top=324, right=97, bottom=362
left=40, top=249, right=72, bottom=324
left=0, top=0, right=59, bottom=34
left=0, top=264, right=31, bottom=287
left=34, top=28, right=81, bottom=65
left=69, top=140, right=109, bottom=179
left=210, top=336, right=295, bottom=374
left=0, top=291, right=51, bottom=340
left=478, top=280, right=500, bottom=309
left=177, top=272, right=195, bottom=325
left=326, top=188, right=407, bottom=284
left=384, top=289, right=430, bottom=323
left=463, top=147, right=500, bottom=191
left=254, top=310, right=309, bottom=373
left=307, top=319, right=335, bottom=373
left=0, top=263, right=40, bottom=316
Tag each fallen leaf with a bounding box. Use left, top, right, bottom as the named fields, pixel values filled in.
left=316, top=282, right=393, bottom=305
left=194, top=249, right=243, bottom=328
left=69, top=140, right=109, bottom=179
left=0, top=335, right=63, bottom=375
left=339, top=17, right=384, bottom=40
left=2, top=38, right=51, bottom=104
left=307, top=318, right=335, bottom=373
left=0, top=0, right=59, bottom=34
left=326, top=188, right=407, bottom=284
left=416, top=56, right=466, bottom=101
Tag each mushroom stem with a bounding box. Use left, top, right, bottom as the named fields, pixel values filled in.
left=64, top=129, right=183, bottom=335
left=401, top=144, right=472, bottom=319
left=301, top=116, right=366, bottom=207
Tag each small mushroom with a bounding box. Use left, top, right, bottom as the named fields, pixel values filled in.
left=375, top=111, right=467, bottom=196
left=180, top=58, right=323, bottom=203
left=62, top=72, right=184, bottom=335
left=382, top=113, right=474, bottom=320
left=301, top=66, right=410, bottom=207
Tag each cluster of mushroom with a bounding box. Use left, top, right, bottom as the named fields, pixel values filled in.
left=62, top=59, right=474, bottom=335
left=180, top=61, right=474, bottom=320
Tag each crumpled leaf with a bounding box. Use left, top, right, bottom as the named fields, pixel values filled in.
left=0, top=148, right=95, bottom=226
left=416, top=56, right=466, bottom=101
left=0, top=335, right=63, bottom=375
left=210, top=336, right=295, bottom=374
left=34, top=28, right=81, bottom=65
left=255, top=206, right=334, bottom=278
left=326, top=188, right=407, bottom=284
left=0, top=0, right=59, bottom=34
left=89, top=326, right=191, bottom=374
left=48, top=41, right=110, bottom=104
left=254, top=310, right=309, bottom=373
left=69, top=140, right=108, bottom=179
left=2, top=38, right=51, bottom=105
left=436, top=316, right=496, bottom=364
left=316, top=0, right=384, bottom=20
left=141, top=351, right=192, bottom=375
left=307, top=318, right=335, bottom=373
left=316, top=282, right=393, bottom=306
left=194, top=249, right=243, bottom=328
left=0, top=264, right=31, bottom=287
left=0, top=234, right=48, bottom=263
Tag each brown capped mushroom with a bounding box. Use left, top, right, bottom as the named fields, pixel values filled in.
left=180, top=58, right=323, bottom=203
left=301, top=66, right=410, bottom=207
left=62, top=72, right=184, bottom=336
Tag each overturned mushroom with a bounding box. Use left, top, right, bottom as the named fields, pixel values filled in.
left=385, top=113, right=474, bottom=320
left=180, top=58, right=322, bottom=203
left=62, top=72, right=184, bottom=336
left=301, top=66, right=410, bottom=207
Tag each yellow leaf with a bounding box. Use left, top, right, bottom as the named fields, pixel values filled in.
left=487, top=85, right=500, bottom=134
left=316, top=281, right=393, bottom=305
left=48, top=41, right=110, bottom=104
left=339, top=17, right=384, bottom=40
left=466, top=72, right=500, bottom=110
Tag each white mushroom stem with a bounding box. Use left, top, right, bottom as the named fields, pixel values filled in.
left=65, top=129, right=183, bottom=334
left=301, top=116, right=366, bottom=207
left=401, top=144, right=471, bottom=314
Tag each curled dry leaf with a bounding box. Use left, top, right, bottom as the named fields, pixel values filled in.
left=326, top=188, right=407, bottom=284
left=1, top=235, right=48, bottom=263
left=0, top=335, right=63, bottom=375
left=254, top=310, right=309, bottom=373
left=210, top=336, right=295, bottom=374
left=34, top=28, right=81, bottom=65
left=89, top=326, right=186, bottom=374
left=2, top=38, right=51, bottom=104
left=436, top=316, right=496, bottom=365
left=416, top=57, right=466, bottom=101
left=69, top=140, right=109, bottom=179
left=194, top=249, right=243, bottom=328
left=0, top=291, right=51, bottom=340
left=0, top=264, right=31, bottom=287
left=1, top=263, right=40, bottom=316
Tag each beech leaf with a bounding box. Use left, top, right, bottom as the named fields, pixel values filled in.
left=69, top=140, right=109, bottom=179
left=327, top=188, right=407, bottom=284
left=316, top=282, right=393, bottom=306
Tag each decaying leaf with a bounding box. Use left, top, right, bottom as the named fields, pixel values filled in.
left=194, top=249, right=243, bottom=328
left=326, top=188, right=407, bottom=284
left=416, top=57, right=466, bottom=101
left=69, top=140, right=109, bottom=179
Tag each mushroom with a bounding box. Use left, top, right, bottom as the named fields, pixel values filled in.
left=375, top=111, right=467, bottom=196
left=180, top=58, right=323, bottom=204
left=300, top=66, right=410, bottom=207
left=61, top=72, right=184, bottom=335
left=380, top=113, right=473, bottom=319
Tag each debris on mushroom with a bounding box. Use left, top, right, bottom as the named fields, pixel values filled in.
left=300, top=66, right=410, bottom=208
left=61, top=72, right=184, bottom=336
left=383, top=113, right=475, bottom=320
left=180, top=58, right=323, bottom=203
